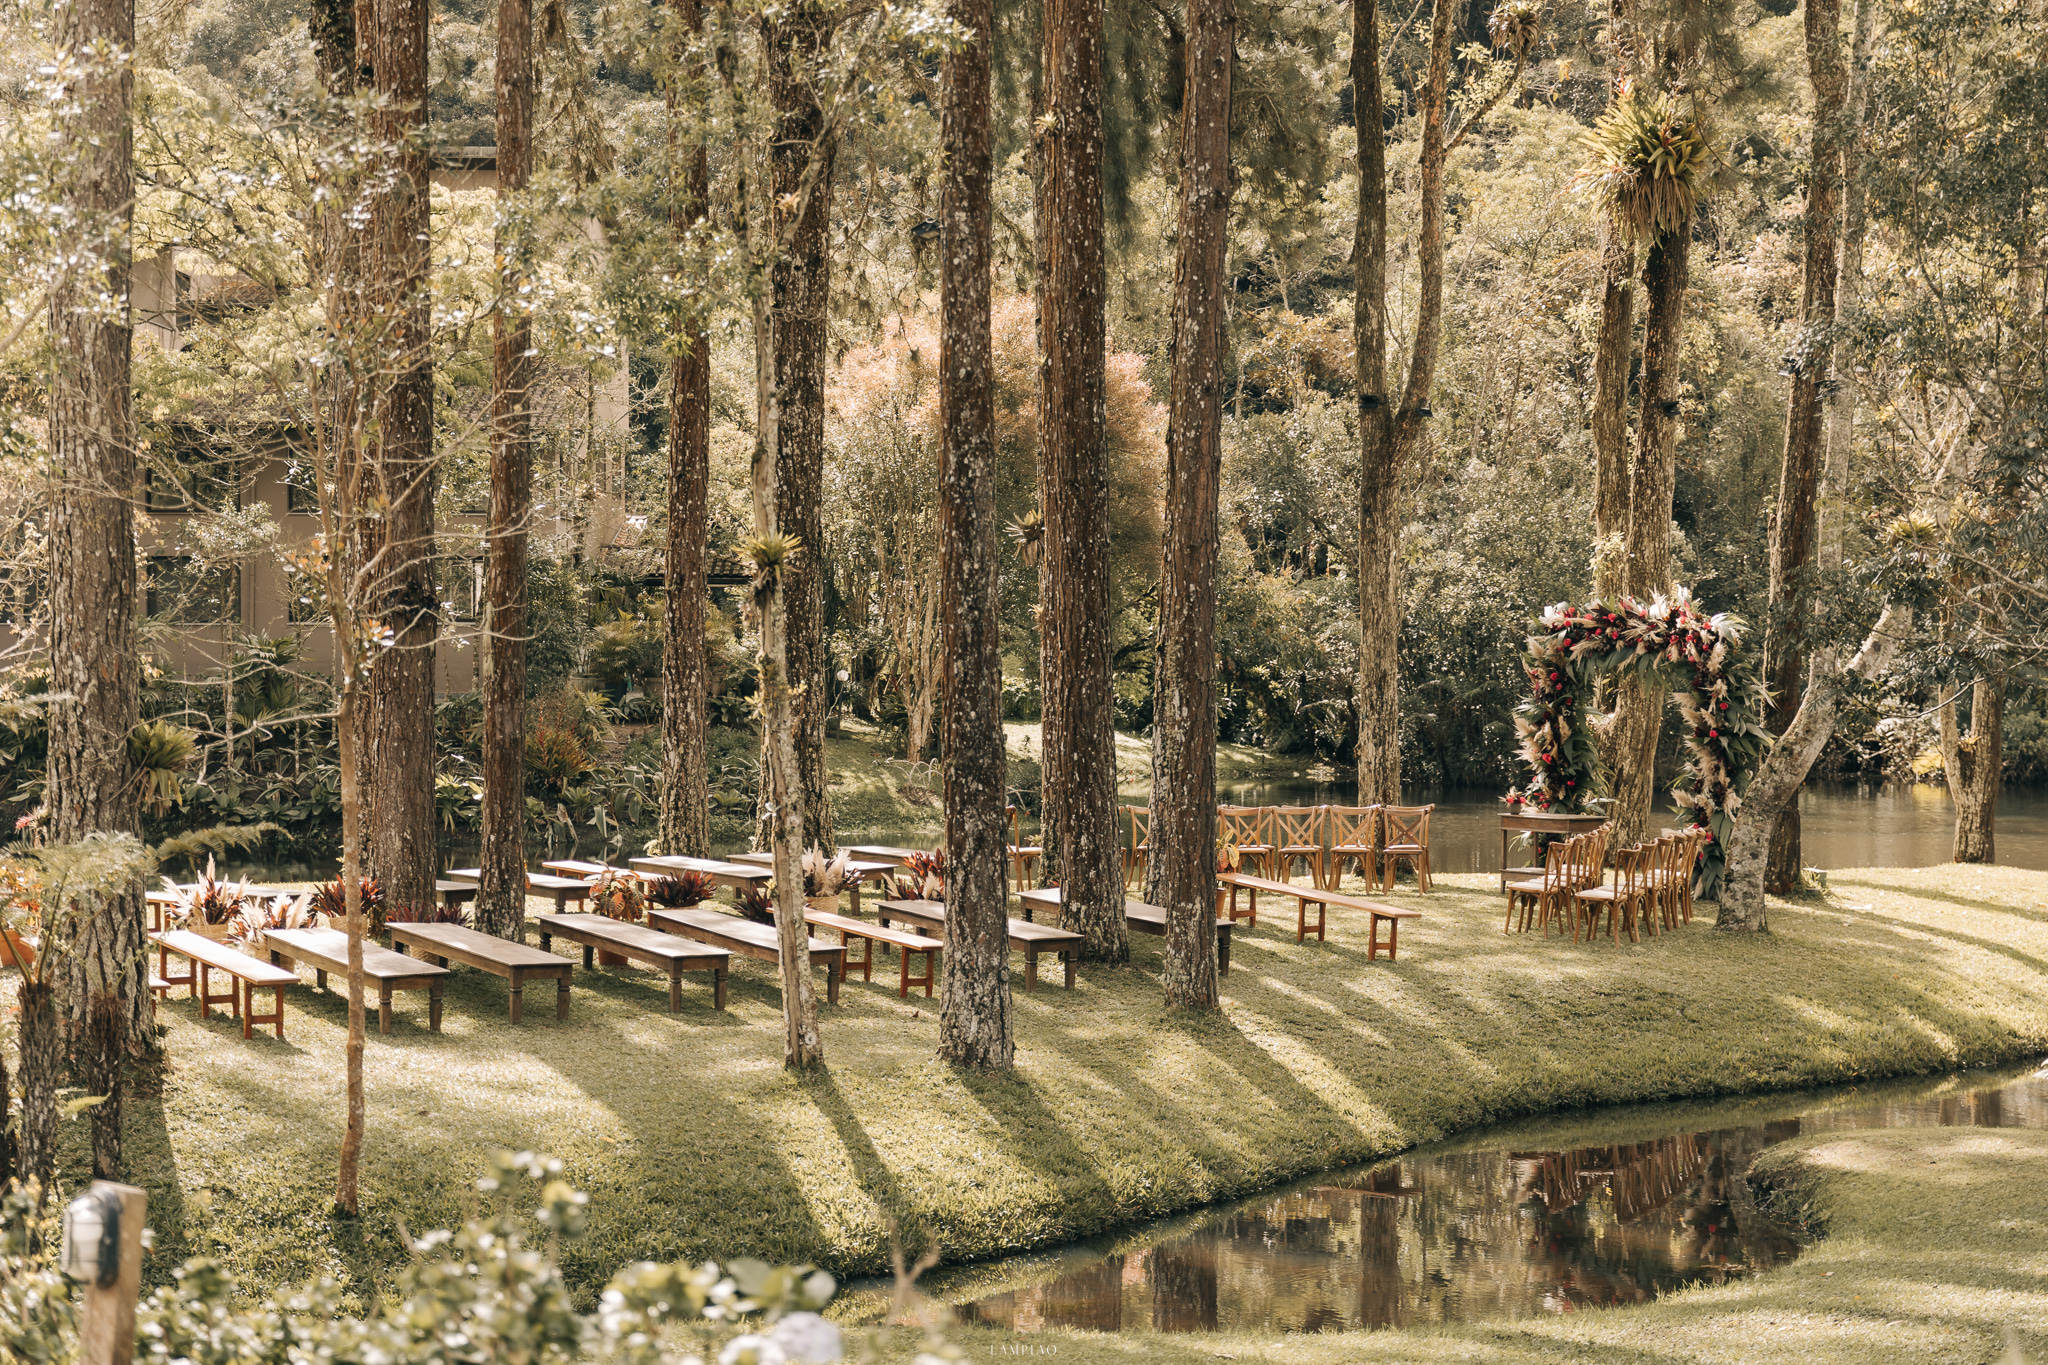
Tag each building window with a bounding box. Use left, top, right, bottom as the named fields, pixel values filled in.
left=441, top=558, right=485, bottom=622
left=284, top=469, right=321, bottom=515
left=144, top=444, right=238, bottom=514
left=146, top=557, right=240, bottom=624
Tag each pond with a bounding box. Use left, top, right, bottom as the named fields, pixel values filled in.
left=832, top=781, right=2048, bottom=875
left=879, top=1063, right=2048, bottom=1335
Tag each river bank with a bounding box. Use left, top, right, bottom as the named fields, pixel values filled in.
left=85, top=864, right=2048, bottom=1312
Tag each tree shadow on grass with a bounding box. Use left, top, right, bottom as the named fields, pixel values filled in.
left=1825, top=877, right=2048, bottom=924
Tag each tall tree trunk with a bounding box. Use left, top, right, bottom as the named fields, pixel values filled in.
left=1719, top=605, right=1909, bottom=929
left=333, top=684, right=368, bottom=1212
left=936, top=0, right=1013, bottom=1068
left=1818, top=0, right=1875, bottom=575
left=16, top=981, right=57, bottom=1188
left=1150, top=0, right=1233, bottom=1010
left=1608, top=227, right=1691, bottom=845
left=1038, top=0, right=1126, bottom=962
left=1355, top=0, right=1456, bottom=805
left=755, top=6, right=836, bottom=855
left=476, top=0, right=534, bottom=940
left=366, top=0, right=438, bottom=915
left=1352, top=0, right=1397, bottom=806
left=660, top=0, right=712, bottom=859
left=1762, top=0, right=1850, bottom=892
left=85, top=989, right=123, bottom=1179
left=1941, top=671, right=2004, bottom=864
left=1591, top=0, right=1642, bottom=601
left=47, top=0, right=147, bottom=1063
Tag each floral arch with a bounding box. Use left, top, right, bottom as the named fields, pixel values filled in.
left=1514, top=588, right=1770, bottom=896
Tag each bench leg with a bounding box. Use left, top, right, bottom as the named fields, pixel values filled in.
left=538, top=931, right=552, bottom=954
left=1218, top=928, right=1231, bottom=977
left=668, top=964, right=682, bottom=1013
left=1063, top=950, right=1076, bottom=989
left=379, top=982, right=393, bottom=1034
left=1388, top=919, right=1398, bottom=961
left=827, top=961, right=841, bottom=1006
left=1025, top=946, right=1039, bottom=992
left=556, top=972, right=569, bottom=1021
left=583, top=944, right=594, bottom=970
left=430, top=979, right=443, bottom=1031
left=509, top=968, right=524, bottom=1024
left=713, top=965, right=727, bottom=1011
left=1314, top=900, right=1326, bottom=943
left=240, top=979, right=252, bottom=1039
left=271, top=985, right=286, bottom=1039
left=197, top=961, right=209, bottom=1018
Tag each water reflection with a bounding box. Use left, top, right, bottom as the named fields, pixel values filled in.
left=949, top=1069, right=2046, bottom=1334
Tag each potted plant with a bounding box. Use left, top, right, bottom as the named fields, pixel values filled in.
left=645, top=870, right=718, bottom=909
left=735, top=884, right=776, bottom=925
left=889, top=848, right=945, bottom=903
left=226, top=891, right=327, bottom=953
left=161, top=855, right=249, bottom=942
left=802, top=846, right=852, bottom=914
left=311, top=875, right=387, bottom=937
left=589, top=870, right=646, bottom=964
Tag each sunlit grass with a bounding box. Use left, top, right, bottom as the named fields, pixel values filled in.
left=65, top=863, right=2048, bottom=1323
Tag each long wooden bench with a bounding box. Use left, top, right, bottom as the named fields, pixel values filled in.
left=629, top=856, right=774, bottom=894
left=1216, top=872, right=1421, bottom=958
left=437, top=879, right=480, bottom=912
left=150, top=930, right=299, bottom=1039
left=1015, top=888, right=1233, bottom=977
left=646, top=905, right=847, bottom=1005
left=263, top=927, right=449, bottom=1033
left=531, top=913, right=731, bottom=1012
left=445, top=868, right=593, bottom=912
left=844, top=845, right=920, bottom=867
left=873, top=898, right=1083, bottom=990
left=387, top=921, right=572, bottom=1022
left=803, top=908, right=937, bottom=998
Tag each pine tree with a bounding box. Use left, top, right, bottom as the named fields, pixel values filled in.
left=476, top=0, right=534, bottom=940
left=1151, top=0, right=1233, bottom=1010
left=936, top=0, right=1013, bottom=1068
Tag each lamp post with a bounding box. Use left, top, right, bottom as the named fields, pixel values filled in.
left=62, top=1181, right=147, bottom=1365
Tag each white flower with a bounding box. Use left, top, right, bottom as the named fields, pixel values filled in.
left=719, top=1335, right=788, bottom=1365
left=769, top=1312, right=843, bottom=1362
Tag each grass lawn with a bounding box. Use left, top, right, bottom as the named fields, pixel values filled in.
left=69, top=863, right=2048, bottom=1319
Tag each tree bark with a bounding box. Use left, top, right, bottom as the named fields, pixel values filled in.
left=1818, top=0, right=1875, bottom=575
left=1150, top=0, right=1233, bottom=1011
left=936, top=0, right=1013, bottom=1068
left=1762, top=0, right=1850, bottom=892
left=1719, top=605, right=1909, bottom=929
left=659, top=0, right=712, bottom=859
left=1608, top=227, right=1691, bottom=845
left=1352, top=0, right=1398, bottom=806
left=17, top=981, right=57, bottom=1187
left=1941, top=672, right=2004, bottom=863
left=1038, top=0, right=1126, bottom=962
left=755, top=6, right=836, bottom=856
left=333, top=684, right=368, bottom=1212
left=1591, top=0, right=1641, bottom=606
left=47, top=0, right=148, bottom=1059
left=365, top=0, right=438, bottom=916
left=476, top=0, right=534, bottom=940
left=85, top=989, right=124, bottom=1179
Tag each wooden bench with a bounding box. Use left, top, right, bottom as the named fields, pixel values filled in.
left=844, top=845, right=920, bottom=867
left=263, top=927, right=449, bottom=1034
left=645, top=905, right=846, bottom=1005
left=874, top=898, right=1082, bottom=990
left=1015, top=888, right=1233, bottom=977
left=437, top=879, right=480, bottom=912
left=387, top=921, right=572, bottom=1022
left=803, top=907, right=937, bottom=998
left=150, top=930, right=299, bottom=1039
left=1217, top=870, right=1330, bottom=942
left=531, top=913, right=731, bottom=1012
left=445, top=868, right=593, bottom=912
left=1216, top=872, right=1420, bottom=958
left=629, top=856, right=774, bottom=894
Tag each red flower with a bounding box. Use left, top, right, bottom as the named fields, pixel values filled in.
left=1709, top=729, right=1719, bottom=738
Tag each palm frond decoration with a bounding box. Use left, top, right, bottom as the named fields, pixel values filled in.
left=1570, top=85, right=1722, bottom=241
left=1005, top=509, right=1046, bottom=568
left=1487, top=0, right=1543, bottom=60
left=128, top=719, right=196, bottom=817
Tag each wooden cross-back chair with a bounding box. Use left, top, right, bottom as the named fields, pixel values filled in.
left=1504, top=838, right=1572, bottom=935
left=1378, top=805, right=1435, bottom=891
left=1574, top=840, right=1652, bottom=944
left=1218, top=806, right=1275, bottom=877
left=1122, top=805, right=1152, bottom=887
left=1006, top=805, right=1042, bottom=893
left=1326, top=806, right=1381, bottom=888
left=1271, top=806, right=1328, bottom=887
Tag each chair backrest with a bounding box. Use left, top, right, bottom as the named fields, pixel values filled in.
left=1578, top=824, right=1612, bottom=887
left=1129, top=806, right=1152, bottom=847
left=1614, top=843, right=1648, bottom=894
left=1382, top=805, right=1434, bottom=848
left=1008, top=805, right=1020, bottom=845
left=1273, top=806, right=1325, bottom=848
left=1328, top=805, right=1380, bottom=849
left=1219, top=806, right=1272, bottom=847
left=1542, top=836, right=1575, bottom=891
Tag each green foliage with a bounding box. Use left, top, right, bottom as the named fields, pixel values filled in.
left=588, top=609, right=664, bottom=691
left=527, top=557, right=593, bottom=697
left=1573, top=89, right=1722, bottom=240
left=128, top=719, right=198, bottom=816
